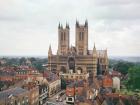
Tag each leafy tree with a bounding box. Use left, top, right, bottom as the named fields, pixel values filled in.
left=19, top=57, right=26, bottom=65
left=0, top=82, right=4, bottom=91
left=34, top=63, right=43, bottom=71
left=61, top=78, right=66, bottom=89
left=29, top=57, right=36, bottom=63
left=113, top=61, right=134, bottom=75
left=127, top=65, right=140, bottom=89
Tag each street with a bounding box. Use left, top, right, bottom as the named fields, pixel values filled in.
left=45, top=90, right=70, bottom=105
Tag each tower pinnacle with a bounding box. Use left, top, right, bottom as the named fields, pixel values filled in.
left=48, top=44, right=52, bottom=56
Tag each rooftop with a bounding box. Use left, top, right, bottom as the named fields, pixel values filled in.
left=0, top=87, right=29, bottom=101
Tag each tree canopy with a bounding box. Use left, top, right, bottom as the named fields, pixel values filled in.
left=112, top=61, right=135, bottom=75
left=127, top=65, right=140, bottom=89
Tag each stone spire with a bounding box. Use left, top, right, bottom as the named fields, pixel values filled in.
left=61, top=24, right=63, bottom=29
left=66, top=22, right=70, bottom=29
left=76, top=20, right=79, bottom=27
left=48, top=45, right=52, bottom=56
left=58, top=22, right=61, bottom=29
left=93, top=43, right=97, bottom=77
left=93, top=43, right=97, bottom=53
left=105, top=48, right=109, bottom=73
left=85, top=19, right=88, bottom=27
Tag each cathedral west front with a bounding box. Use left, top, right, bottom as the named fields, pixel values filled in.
left=47, top=20, right=108, bottom=78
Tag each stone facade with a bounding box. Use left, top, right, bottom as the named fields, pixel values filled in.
left=47, top=20, right=108, bottom=77
left=59, top=69, right=89, bottom=84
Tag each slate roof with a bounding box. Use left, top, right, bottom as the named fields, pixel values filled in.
left=0, top=87, right=29, bottom=101
left=0, top=71, right=15, bottom=76
left=43, top=71, right=59, bottom=83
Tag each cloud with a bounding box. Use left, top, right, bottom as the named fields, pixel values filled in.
left=0, top=0, right=140, bottom=56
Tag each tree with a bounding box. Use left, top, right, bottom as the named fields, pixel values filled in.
left=33, top=63, right=44, bottom=72
left=0, top=81, right=4, bottom=91
left=127, top=65, right=140, bottom=89
left=29, top=57, right=36, bottom=63
left=113, top=61, right=134, bottom=75
left=19, top=57, right=26, bottom=65
left=61, top=78, right=66, bottom=89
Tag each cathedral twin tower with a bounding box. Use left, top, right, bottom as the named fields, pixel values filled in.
left=48, top=20, right=108, bottom=77
left=58, top=20, right=88, bottom=55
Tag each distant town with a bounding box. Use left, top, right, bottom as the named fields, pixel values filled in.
left=0, top=21, right=140, bottom=105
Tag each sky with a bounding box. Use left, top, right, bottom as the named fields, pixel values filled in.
left=0, top=0, right=140, bottom=56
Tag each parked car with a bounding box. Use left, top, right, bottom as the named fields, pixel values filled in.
left=59, top=98, right=63, bottom=102
left=59, top=91, right=65, bottom=96
left=56, top=95, right=60, bottom=101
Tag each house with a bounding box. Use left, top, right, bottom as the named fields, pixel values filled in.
left=0, top=87, right=29, bottom=105
left=43, top=71, right=61, bottom=97
left=102, top=76, right=113, bottom=88
left=112, top=76, right=120, bottom=91
left=38, top=83, right=48, bottom=105
left=22, top=82, right=39, bottom=105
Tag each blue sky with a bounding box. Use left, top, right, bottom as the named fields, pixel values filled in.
left=0, top=0, right=140, bottom=56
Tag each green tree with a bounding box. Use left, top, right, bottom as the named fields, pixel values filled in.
left=0, top=82, right=4, bottom=91
left=29, top=57, right=36, bottom=63
left=61, top=78, right=66, bottom=89
left=19, top=57, right=26, bottom=65
left=127, top=65, right=140, bottom=89
left=113, top=61, right=134, bottom=75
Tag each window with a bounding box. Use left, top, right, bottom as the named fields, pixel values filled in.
left=61, top=32, right=66, bottom=41
left=61, top=32, right=63, bottom=41
left=79, top=32, right=84, bottom=41
left=63, top=32, right=66, bottom=41
left=79, top=32, right=81, bottom=41
left=81, top=32, right=84, bottom=40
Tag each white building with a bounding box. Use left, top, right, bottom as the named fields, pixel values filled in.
left=112, top=77, right=120, bottom=91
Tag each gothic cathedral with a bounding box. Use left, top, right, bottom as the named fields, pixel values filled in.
left=47, top=20, right=108, bottom=78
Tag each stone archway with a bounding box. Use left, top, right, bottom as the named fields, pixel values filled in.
left=60, top=66, right=66, bottom=73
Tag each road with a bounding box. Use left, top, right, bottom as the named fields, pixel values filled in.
left=45, top=90, right=70, bottom=105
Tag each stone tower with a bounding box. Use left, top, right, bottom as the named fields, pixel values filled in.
left=104, top=49, right=109, bottom=74
left=48, top=45, right=52, bottom=71
left=75, top=20, right=88, bottom=55
left=58, top=23, right=70, bottom=55
left=93, top=43, right=97, bottom=77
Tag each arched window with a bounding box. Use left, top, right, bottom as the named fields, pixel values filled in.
left=79, top=32, right=84, bottom=41
left=61, top=32, right=63, bottom=41
left=63, top=32, right=66, bottom=41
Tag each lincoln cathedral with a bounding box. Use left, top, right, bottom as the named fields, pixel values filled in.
left=47, top=20, right=108, bottom=78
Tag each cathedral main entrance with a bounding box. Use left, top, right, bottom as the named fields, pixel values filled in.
left=68, top=57, right=75, bottom=73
